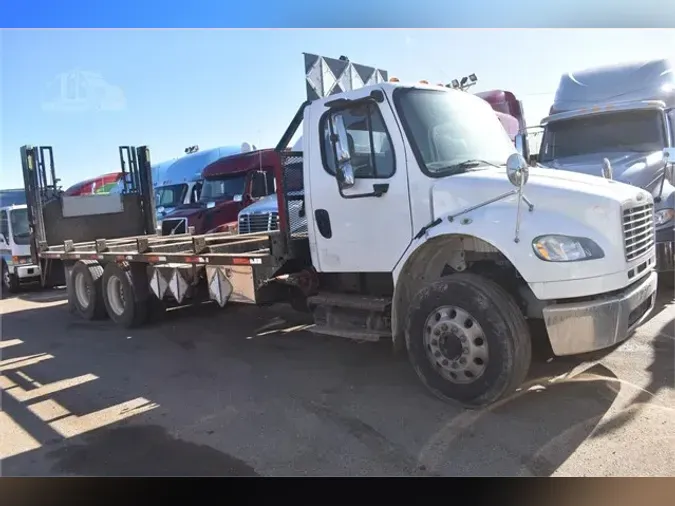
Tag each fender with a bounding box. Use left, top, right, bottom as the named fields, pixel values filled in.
left=389, top=199, right=622, bottom=350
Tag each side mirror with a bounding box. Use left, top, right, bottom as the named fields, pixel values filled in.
left=664, top=148, right=675, bottom=184
left=232, top=194, right=243, bottom=203
left=250, top=171, right=268, bottom=198
left=506, top=153, right=530, bottom=187
left=331, top=113, right=355, bottom=190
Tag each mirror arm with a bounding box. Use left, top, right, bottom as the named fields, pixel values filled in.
left=655, top=162, right=670, bottom=203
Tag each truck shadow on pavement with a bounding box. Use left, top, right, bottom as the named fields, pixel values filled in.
left=0, top=290, right=671, bottom=476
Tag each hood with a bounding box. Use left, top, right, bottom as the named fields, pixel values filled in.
left=241, top=194, right=280, bottom=214
left=431, top=166, right=650, bottom=224
left=542, top=150, right=667, bottom=191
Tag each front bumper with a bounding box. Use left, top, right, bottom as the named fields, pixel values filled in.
left=542, top=271, right=658, bottom=356
left=15, top=263, right=41, bottom=280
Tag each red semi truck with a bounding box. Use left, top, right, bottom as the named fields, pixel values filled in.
left=157, top=149, right=277, bottom=236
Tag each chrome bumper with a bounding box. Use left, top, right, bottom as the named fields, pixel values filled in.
left=655, top=241, right=674, bottom=272
left=543, top=271, right=658, bottom=356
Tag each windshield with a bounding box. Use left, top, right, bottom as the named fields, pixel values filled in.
left=155, top=184, right=188, bottom=208
left=394, top=88, right=516, bottom=176
left=10, top=208, right=30, bottom=245
left=0, top=190, right=26, bottom=207
left=540, top=109, right=666, bottom=163
left=200, top=174, right=247, bottom=202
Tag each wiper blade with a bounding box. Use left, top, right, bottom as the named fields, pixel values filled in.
left=441, top=159, right=503, bottom=175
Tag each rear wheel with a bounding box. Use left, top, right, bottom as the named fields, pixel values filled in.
left=405, top=273, right=532, bottom=409
left=102, top=261, right=149, bottom=328
left=70, top=260, right=107, bottom=320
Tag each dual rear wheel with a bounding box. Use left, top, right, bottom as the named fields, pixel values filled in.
left=69, top=260, right=164, bottom=327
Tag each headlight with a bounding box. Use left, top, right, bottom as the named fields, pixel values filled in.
left=654, top=209, right=674, bottom=227
left=532, top=235, right=605, bottom=262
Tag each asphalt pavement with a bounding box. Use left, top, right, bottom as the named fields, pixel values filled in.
left=0, top=283, right=673, bottom=476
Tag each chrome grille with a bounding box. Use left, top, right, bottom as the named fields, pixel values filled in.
left=238, top=212, right=279, bottom=234
left=622, top=203, right=655, bottom=262
left=161, top=218, right=187, bottom=236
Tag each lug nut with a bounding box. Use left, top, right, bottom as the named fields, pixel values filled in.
left=434, top=351, right=441, bottom=358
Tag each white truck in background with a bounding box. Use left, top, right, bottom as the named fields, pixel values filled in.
left=24, top=54, right=658, bottom=408
left=535, top=58, right=675, bottom=279
left=1, top=204, right=41, bottom=293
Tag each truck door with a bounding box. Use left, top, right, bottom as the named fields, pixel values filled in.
left=307, top=90, right=413, bottom=272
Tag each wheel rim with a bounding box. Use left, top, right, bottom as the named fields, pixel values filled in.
left=423, top=305, right=489, bottom=384
left=106, top=274, right=126, bottom=316
left=74, top=272, right=91, bottom=308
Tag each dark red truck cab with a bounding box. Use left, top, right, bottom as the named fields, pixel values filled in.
left=158, top=149, right=277, bottom=236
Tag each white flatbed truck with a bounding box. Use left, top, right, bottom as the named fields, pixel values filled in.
left=21, top=74, right=658, bottom=408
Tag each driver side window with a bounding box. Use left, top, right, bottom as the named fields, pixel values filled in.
left=0, top=211, right=9, bottom=243
left=321, top=102, right=395, bottom=179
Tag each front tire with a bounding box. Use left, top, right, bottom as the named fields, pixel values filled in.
left=405, top=273, right=532, bottom=409
left=2, top=262, right=20, bottom=294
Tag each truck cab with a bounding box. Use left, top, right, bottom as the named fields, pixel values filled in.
left=537, top=59, right=675, bottom=274
left=159, top=148, right=276, bottom=235
left=283, top=79, right=657, bottom=406
left=1, top=204, right=41, bottom=293
left=154, top=144, right=256, bottom=232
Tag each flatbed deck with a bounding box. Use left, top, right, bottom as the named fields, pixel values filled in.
left=37, top=229, right=286, bottom=266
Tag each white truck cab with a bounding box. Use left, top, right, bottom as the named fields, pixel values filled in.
left=294, top=80, right=657, bottom=406
left=1, top=204, right=41, bottom=293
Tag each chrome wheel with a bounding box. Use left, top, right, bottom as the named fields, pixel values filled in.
left=74, top=271, right=90, bottom=308
left=106, top=274, right=126, bottom=316
left=423, top=305, right=489, bottom=384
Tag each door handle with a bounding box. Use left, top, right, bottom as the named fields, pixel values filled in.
left=314, top=209, right=332, bottom=239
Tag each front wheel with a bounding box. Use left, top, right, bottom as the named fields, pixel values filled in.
left=405, top=273, right=532, bottom=409
left=2, top=262, right=20, bottom=294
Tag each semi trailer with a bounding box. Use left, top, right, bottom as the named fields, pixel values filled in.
left=20, top=56, right=658, bottom=408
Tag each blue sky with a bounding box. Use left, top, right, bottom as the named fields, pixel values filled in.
left=1, top=29, right=673, bottom=188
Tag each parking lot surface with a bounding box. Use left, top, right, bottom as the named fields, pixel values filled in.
left=0, top=285, right=673, bottom=476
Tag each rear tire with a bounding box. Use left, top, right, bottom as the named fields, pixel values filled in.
left=70, top=260, right=107, bottom=320
left=102, top=262, right=149, bottom=328
left=405, top=273, right=532, bottom=409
